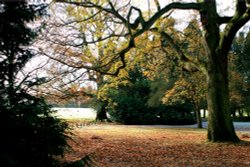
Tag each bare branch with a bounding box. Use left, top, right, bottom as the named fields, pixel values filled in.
left=150, top=28, right=207, bottom=74
left=153, top=0, right=161, bottom=11
left=15, top=60, right=49, bottom=91
left=60, top=11, right=102, bottom=26
left=55, top=0, right=202, bottom=32
left=128, top=6, right=145, bottom=30
left=159, top=30, right=189, bottom=62
left=218, top=16, right=233, bottom=24
left=220, top=0, right=250, bottom=55
left=144, top=2, right=202, bottom=31
left=52, top=0, right=202, bottom=76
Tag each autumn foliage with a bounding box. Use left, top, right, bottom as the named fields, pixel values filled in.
left=66, top=125, right=250, bottom=167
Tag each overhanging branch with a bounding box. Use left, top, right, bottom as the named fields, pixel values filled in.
left=218, top=16, right=233, bottom=24
left=220, top=0, right=250, bottom=55
left=54, top=0, right=203, bottom=76
left=150, top=28, right=207, bottom=74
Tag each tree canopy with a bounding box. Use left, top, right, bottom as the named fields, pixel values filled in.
left=49, top=0, right=250, bottom=142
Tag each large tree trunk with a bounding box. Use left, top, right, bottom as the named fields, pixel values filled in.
left=206, top=54, right=239, bottom=142
left=202, top=0, right=240, bottom=142
left=95, top=100, right=109, bottom=122
left=95, top=72, right=110, bottom=122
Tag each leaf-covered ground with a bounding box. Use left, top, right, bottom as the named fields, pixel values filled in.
left=65, top=125, right=250, bottom=167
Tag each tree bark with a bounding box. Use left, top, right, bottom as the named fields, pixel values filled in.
left=238, top=109, right=243, bottom=117
left=202, top=0, right=240, bottom=142
left=7, top=51, right=15, bottom=106
left=206, top=55, right=239, bottom=142
left=95, top=100, right=109, bottom=122
left=231, top=107, right=236, bottom=117
left=203, top=109, right=206, bottom=118
left=195, top=104, right=202, bottom=128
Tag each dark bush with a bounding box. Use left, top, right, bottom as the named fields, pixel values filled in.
left=0, top=94, right=71, bottom=167
left=108, top=84, right=159, bottom=125
left=233, top=116, right=250, bottom=122
left=159, top=110, right=196, bottom=125
left=107, top=66, right=195, bottom=125
left=109, top=100, right=196, bottom=125
left=159, top=103, right=196, bottom=125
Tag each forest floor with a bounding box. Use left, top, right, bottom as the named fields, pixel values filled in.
left=65, top=125, right=250, bottom=167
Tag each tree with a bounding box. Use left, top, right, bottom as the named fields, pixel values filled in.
left=230, top=31, right=250, bottom=118
left=37, top=5, right=126, bottom=121
left=162, top=73, right=206, bottom=128
left=228, top=53, right=246, bottom=117
left=105, top=66, right=155, bottom=124
left=146, top=19, right=207, bottom=128
left=55, top=0, right=250, bottom=142
left=0, top=1, right=71, bottom=166
left=43, top=83, right=95, bottom=107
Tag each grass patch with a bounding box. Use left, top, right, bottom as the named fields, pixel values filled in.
left=61, top=118, right=116, bottom=128
left=62, top=118, right=95, bottom=123
left=65, top=125, right=250, bottom=167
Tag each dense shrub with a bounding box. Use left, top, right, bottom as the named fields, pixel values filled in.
left=108, top=78, right=157, bottom=124
left=108, top=96, right=159, bottom=125
left=159, top=102, right=196, bottom=125
left=107, top=67, right=195, bottom=125
left=109, top=98, right=196, bottom=125
left=0, top=94, right=71, bottom=167
left=233, top=116, right=250, bottom=122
